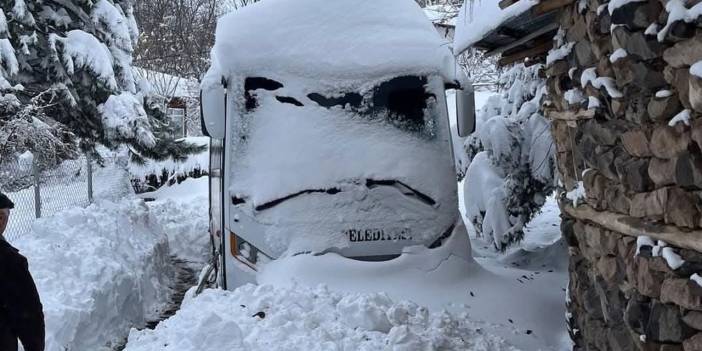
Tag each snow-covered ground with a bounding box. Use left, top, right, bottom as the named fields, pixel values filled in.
left=120, top=179, right=568, bottom=350
left=255, top=210, right=568, bottom=350
left=14, top=198, right=174, bottom=351
left=125, top=284, right=517, bottom=351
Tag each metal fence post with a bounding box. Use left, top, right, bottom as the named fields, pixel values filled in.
left=87, top=153, right=93, bottom=203
left=32, top=159, right=41, bottom=219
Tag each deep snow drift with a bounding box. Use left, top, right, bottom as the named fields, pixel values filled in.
left=141, top=177, right=210, bottom=266
left=124, top=284, right=518, bottom=351
left=13, top=199, right=174, bottom=351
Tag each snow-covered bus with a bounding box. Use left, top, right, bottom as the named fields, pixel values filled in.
left=200, top=0, right=476, bottom=289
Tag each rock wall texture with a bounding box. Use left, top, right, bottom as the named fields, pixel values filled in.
left=544, top=0, right=702, bottom=350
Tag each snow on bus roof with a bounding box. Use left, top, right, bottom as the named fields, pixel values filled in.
left=453, top=0, right=538, bottom=55
left=210, top=0, right=455, bottom=82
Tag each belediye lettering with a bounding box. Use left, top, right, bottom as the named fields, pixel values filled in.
left=345, top=228, right=412, bottom=242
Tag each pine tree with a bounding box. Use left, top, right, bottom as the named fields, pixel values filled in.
left=0, top=0, right=202, bottom=164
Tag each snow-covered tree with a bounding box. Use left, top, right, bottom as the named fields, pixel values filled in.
left=417, top=0, right=500, bottom=86
left=463, top=64, right=556, bottom=251
left=0, top=93, right=77, bottom=169
left=224, top=0, right=260, bottom=11
left=0, top=0, right=201, bottom=165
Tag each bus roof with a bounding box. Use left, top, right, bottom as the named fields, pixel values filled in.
left=209, top=0, right=455, bottom=83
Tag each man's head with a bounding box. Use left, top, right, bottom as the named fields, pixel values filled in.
left=0, top=193, right=14, bottom=236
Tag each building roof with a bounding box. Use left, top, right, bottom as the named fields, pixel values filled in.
left=454, top=0, right=566, bottom=67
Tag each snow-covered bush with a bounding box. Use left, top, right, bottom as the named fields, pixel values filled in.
left=463, top=64, right=556, bottom=250
left=129, top=137, right=209, bottom=193
left=0, top=91, right=78, bottom=172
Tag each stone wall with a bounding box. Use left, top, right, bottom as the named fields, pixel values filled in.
left=543, top=0, right=702, bottom=350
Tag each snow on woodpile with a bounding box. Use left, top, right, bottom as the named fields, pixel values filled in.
left=123, top=284, right=518, bottom=351
left=210, top=0, right=453, bottom=81
left=13, top=198, right=174, bottom=351
left=657, top=0, right=702, bottom=42
left=453, top=0, right=539, bottom=55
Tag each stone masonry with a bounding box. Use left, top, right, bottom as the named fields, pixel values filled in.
left=543, top=0, right=702, bottom=350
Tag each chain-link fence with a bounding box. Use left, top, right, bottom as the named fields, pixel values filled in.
left=0, top=154, right=127, bottom=242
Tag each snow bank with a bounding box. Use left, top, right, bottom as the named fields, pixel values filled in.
left=144, top=177, right=210, bottom=265
left=258, top=220, right=569, bottom=349
left=453, top=0, right=538, bottom=55
left=13, top=199, right=174, bottom=351
left=124, top=284, right=518, bottom=351
left=211, top=0, right=453, bottom=81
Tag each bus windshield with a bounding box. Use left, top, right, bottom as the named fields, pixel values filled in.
left=244, top=75, right=439, bottom=139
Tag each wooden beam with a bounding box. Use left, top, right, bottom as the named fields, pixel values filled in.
left=546, top=109, right=596, bottom=121
left=498, top=40, right=553, bottom=66
left=563, top=204, right=702, bottom=254
left=499, top=0, right=519, bottom=9
left=497, top=26, right=526, bottom=39
left=486, top=22, right=560, bottom=57
left=532, top=0, right=575, bottom=16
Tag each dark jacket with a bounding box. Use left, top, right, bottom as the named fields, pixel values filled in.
left=0, top=239, right=45, bottom=351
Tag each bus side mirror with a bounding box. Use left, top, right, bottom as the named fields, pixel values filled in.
left=456, top=86, right=476, bottom=137
left=200, top=84, right=227, bottom=139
